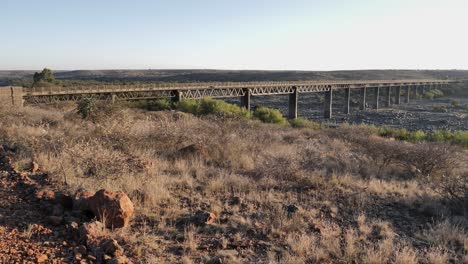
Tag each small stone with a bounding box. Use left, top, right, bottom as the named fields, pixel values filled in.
left=37, top=254, right=48, bottom=263
left=69, top=221, right=79, bottom=230
left=31, top=161, right=40, bottom=173
left=35, top=188, right=55, bottom=201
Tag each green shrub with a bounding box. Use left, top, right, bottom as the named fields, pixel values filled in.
left=409, top=130, right=426, bottom=142
left=175, top=98, right=251, bottom=118
left=77, top=97, right=96, bottom=119
left=394, top=128, right=410, bottom=140
left=289, top=118, right=321, bottom=129
left=378, top=126, right=393, bottom=137
left=450, top=100, right=461, bottom=108
left=430, top=130, right=447, bottom=142
left=453, top=131, right=468, bottom=148
left=150, top=99, right=173, bottom=111
left=253, top=106, right=288, bottom=125
left=424, top=89, right=444, bottom=100
left=198, top=98, right=250, bottom=118
left=176, top=99, right=201, bottom=115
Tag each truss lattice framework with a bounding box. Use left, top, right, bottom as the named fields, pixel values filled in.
left=114, top=90, right=176, bottom=100
left=23, top=94, right=107, bottom=105
left=181, top=88, right=246, bottom=99
left=250, top=86, right=296, bottom=95
left=297, top=85, right=332, bottom=93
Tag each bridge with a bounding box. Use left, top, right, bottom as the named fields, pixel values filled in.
left=0, top=79, right=458, bottom=119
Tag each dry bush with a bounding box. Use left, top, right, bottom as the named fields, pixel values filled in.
left=1, top=104, right=468, bottom=263
left=433, top=171, right=468, bottom=213
left=418, top=220, right=467, bottom=257
left=402, top=143, right=460, bottom=178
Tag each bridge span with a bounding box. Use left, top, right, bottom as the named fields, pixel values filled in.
left=1, top=79, right=458, bottom=119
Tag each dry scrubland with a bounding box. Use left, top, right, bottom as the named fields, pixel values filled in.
left=0, top=102, right=466, bottom=264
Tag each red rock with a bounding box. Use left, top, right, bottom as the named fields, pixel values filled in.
left=35, top=189, right=55, bottom=201
left=37, top=254, right=48, bottom=263
left=78, top=189, right=134, bottom=228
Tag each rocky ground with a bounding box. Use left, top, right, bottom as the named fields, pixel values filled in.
left=0, top=150, right=134, bottom=263
left=329, top=97, right=468, bottom=132
left=227, top=95, right=468, bottom=132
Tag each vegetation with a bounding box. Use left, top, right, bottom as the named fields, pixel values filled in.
left=0, top=103, right=466, bottom=263
left=371, top=126, right=468, bottom=148
left=32, top=68, right=61, bottom=87
left=252, top=106, right=288, bottom=125
left=423, top=89, right=444, bottom=100
left=76, top=97, right=97, bottom=119
left=175, top=98, right=251, bottom=119
left=289, top=117, right=321, bottom=129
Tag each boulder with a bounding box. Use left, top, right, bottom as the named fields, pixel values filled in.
left=76, top=189, right=134, bottom=228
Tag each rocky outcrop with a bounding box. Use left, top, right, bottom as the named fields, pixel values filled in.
left=75, top=189, right=134, bottom=229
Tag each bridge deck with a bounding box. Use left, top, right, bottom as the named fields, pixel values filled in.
left=23, top=79, right=452, bottom=96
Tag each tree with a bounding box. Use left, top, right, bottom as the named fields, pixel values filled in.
left=33, top=68, right=55, bottom=86
left=77, top=97, right=96, bottom=119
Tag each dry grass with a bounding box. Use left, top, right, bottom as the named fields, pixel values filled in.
left=0, top=103, right=467, bottom=263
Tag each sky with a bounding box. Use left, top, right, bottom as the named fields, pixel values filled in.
left=1, top=0, right=467, bottom=70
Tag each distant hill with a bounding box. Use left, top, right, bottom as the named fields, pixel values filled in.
left=1, top=69, right=468, bottom=85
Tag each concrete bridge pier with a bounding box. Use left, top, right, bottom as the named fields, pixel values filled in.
left=386, top=86, right=391, bottom=106
left=288, top=87, right=298, bottom=119
left=405, top=86, right=410, bottom=103
left=324, top=87, right=333, bottom=119
left=241, top=88, right=251, bottom=111
left=395, top=86, right=401, bottom=105
left=111, top=94, right=117, bottom=104
left=343, top=88, right=351, bottom=114
left=413, top=85, right=418, bottom=98
left=360, top=87, right=367, bottom=110
left=374, top=87, right=380, bottom=110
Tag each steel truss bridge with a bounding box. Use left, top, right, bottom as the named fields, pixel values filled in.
left=2, top=79, right=460, bottom=118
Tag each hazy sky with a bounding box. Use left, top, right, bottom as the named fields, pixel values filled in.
left=1, top=0, right=467, bottom=70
